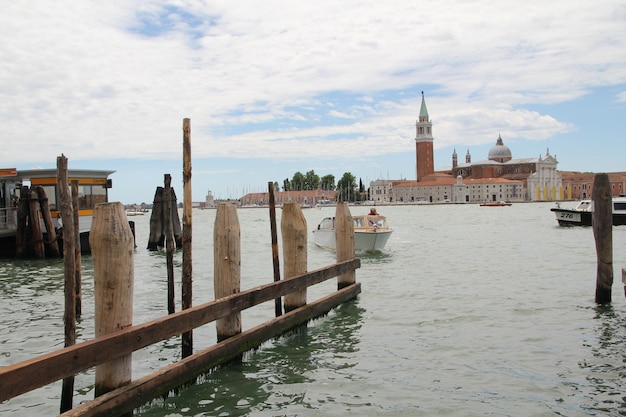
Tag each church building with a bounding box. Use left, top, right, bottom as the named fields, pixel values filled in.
left=370, top=93, right=562, bottom=203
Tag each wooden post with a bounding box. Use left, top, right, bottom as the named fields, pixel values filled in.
left=35, top=186, right=60, bottom=257
left=335, top=201, right=356, bottom=289
left=15, top=186, right=29, bottom=258
left=592, top=173, right=613, bottom=304
left=147, top=187, right=164, bottom=250
left=213, top=202, right=241, bottom=342
left=90, top=202, right=134, bottom=397
left=28, top=188, right=45, bottom=258
left=57, top=155, right=76, bottom=412
left=164, top=174, right=175, bottom=314
left=182, top=118, right=193, bottom=358
left=71, top=181, right=82, bottom=316
left=281, top=202, right=307, bottom=312
left=268, top=182, right=282, bottom=316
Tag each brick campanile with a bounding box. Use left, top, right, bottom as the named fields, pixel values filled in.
left=415, top=92, right=434, bottom=181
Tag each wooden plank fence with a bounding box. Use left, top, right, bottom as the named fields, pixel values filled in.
left=0, top=200, right=360, bottom=417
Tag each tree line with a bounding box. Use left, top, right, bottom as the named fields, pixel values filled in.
left=274, top=170, right=368, bottom=202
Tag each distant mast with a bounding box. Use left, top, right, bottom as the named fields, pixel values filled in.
left=415, top=91, right=434, bottom=181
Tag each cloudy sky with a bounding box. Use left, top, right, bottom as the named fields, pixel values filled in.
left=2, top=1, right=625, bottom=203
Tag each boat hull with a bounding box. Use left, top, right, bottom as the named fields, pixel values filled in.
left=550, top=208, right=626, bottom=227
left=313, top=229, right=393, bottom=252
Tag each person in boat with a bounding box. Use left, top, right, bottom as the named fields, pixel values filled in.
left=368, top=208, right=381, bottom=227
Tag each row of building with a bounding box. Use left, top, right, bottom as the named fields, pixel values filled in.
left=232, top=93, right=625, bottom=206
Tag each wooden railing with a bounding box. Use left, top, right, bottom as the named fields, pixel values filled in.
left=0, top=200, right=360, bottom=417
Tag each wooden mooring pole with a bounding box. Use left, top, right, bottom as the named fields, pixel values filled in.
left=147, top=187, right=164, bottom=250
left=592, top=173, right=613, bottom=304
left=182, top=117, right=193, bottom=358
left=58, top=155, right=76, bottom=412
left=36, top=185, right=60, bottom=257
left=281, top=202, right=307, bottom=313
left=268, top=182, right=283, bottom=317
left=335, top=201, right=356, bottom=289
left=71, top=180, right=82, bottom=316
left=147, top=186, right=183, bottom=251
left=27, top=188, right=45, bottom=258
left=90, top=202, right=134, bottom=398
left=15, top=185, right=29, bottom=258
left=214, top=202, right=242, bottom=342
left=164, top=174, right=176, bottom=314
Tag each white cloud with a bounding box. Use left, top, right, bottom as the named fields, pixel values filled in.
left=1, top=0, right=624, bottom=166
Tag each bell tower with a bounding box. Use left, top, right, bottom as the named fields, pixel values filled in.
left=415, top=92, right=434, bottom=181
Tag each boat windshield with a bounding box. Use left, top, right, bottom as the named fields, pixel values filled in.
left=576, top=201, right=593, bottom=211
left=357, top=215, right=387, bottom=228
left=318, top=217, right=334, bottom=229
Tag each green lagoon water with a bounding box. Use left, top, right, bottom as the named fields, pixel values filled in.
left=1, top=202, right=626, bottom=416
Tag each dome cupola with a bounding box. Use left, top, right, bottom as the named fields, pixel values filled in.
left=487, top=134, right=512, bottom=162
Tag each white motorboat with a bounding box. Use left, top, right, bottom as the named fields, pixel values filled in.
left=550, top=197, right=626, bottom=226
left=313, top=209, right=393, bottom=252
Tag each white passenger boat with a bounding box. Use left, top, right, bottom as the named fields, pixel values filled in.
left=550, top=197, right=626, bottom=227
left=0, top=168, right=115, bottom=257
left=313, top=209, right=393, bottom=252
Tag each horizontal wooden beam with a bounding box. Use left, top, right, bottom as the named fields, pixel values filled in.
left=0, top=259, right=360, bottom=402
left=61, top=283, right=361, bottom=417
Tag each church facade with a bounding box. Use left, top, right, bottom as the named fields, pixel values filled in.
left=370, top=94, right=562, bottom=203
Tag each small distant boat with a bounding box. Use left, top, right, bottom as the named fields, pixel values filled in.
left=480, top=201, right=512, bottom=207
left=312, top=209, right=393, bottom=252
left=126, top=209, right=148, bottom=216
left=550, top=197, right=626, bottom=226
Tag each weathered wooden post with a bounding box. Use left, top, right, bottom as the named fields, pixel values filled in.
left=281, top=202, right=307, bottom=312
left=147, top=187, right=164, bottom=250
left=268, top=182, right=283, bottom=317
left=15, top=186, right=29, bottom=258
left=35, top=186, right=60, bottom=257
left=182, top=117, right=193, bottom=358
left=71, top=180, right=82, bottom=316
left=214, top=202, right=241, bottom=342
left=164, top=174, right=175, bottom=314
left=592, top=173, right=613, bottom=304
left=57, top=155, right=76, bottom=412
left=335, top=201, right=355, bottom=289
left=90, top=202, right=134, bottom=397
left=147, top=186, right=183, bottom=251
left=27, top=188, right=45, bottom=258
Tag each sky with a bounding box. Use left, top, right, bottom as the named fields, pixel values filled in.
left=2, top=1, right=625, bottom=204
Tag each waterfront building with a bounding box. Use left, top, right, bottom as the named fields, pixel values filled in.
left=239, top=189, right=336, bottom=207
left=205, top=189, right=216, bottom=208
left=559, top=171, right=626, bottom=200
left=370, top=94, right=563, bottom=203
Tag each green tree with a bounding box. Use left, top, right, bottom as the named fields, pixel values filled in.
left=304, top=170, right=320, bottom=190
left=283, top=178, right=291, bottom=191
left=291, top=171, right=306, bottom=191
left=320, top=174, right=335, bottom=191
left=336, top=172, right=357, bottom=202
